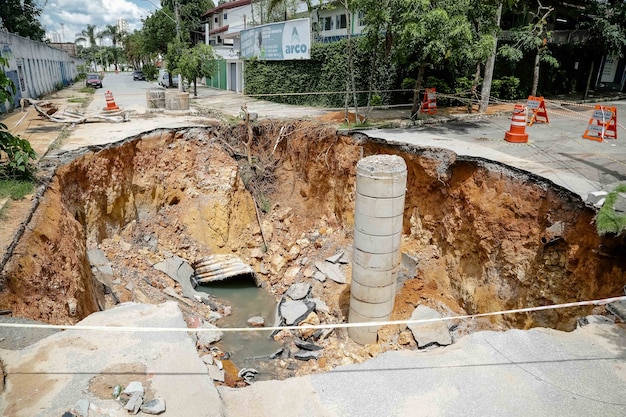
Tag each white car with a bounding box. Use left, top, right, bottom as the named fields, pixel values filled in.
left=158, top=71, right=179, bottom=88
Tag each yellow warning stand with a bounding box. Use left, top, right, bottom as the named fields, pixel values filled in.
left=582, top=105, right=617, bottom=142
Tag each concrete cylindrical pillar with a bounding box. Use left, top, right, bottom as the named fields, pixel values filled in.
left=165, top=92, right=190, bottom=110
left=349, top=154, right=407, bottom=345
left=146, top=90, right=165, bottom=109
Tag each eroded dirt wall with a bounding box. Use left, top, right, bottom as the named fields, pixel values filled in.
left=277, top=131, right=626, bottom=330
left=0, top=122, right=624, bottom=329
left=1, top=127, right=260, bottom=323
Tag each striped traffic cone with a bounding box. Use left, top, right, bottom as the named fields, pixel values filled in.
left=103, top=90, right=120, bottom=111
left=504, top=104, right=529, bottom=143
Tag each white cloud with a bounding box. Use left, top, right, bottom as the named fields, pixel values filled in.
left=41, top=0, right=157, bottom=42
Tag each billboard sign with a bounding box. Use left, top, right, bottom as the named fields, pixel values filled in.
left=240, top=18, right=310, bottom=61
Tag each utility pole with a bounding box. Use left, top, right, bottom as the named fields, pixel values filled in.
left=175, top=0, right=183, bottom=92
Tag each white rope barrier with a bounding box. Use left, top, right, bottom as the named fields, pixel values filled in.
left=1, top=295, right=624, bottom=334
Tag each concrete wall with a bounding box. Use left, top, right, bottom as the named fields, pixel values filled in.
left=1, top=31, right=84, bottom=112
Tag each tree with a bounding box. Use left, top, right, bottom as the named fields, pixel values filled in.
left=391, top=0, right=473, bottom=117
left=99, top=25, right=126, bottom=71
left=0, top=0, right=45, bottom=41
left=76, top=24, right=99, bottom=48
left=142, top=8, right=178, bottom=55
left=578, top=0, right=626, bottom=96
left=161, top=0, right=214, bottom=41
left=178, top=43, right=218, bottom=96
left=498, top=1, right=558, bottom=97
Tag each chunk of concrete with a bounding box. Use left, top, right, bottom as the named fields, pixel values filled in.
left=125, top=391, right=143, bottom=414
left=586, top=191, right=608, bottom=207
left=71, top=399, right=89, bottom=417
left=247, top=316, right=265, bottom=327
left=196, top=323, right=223, bottom=346
left=407, top=305, right=452, bottom=348
left=314, top=261, right=346, bottom=284
left=280, top=299, right=315, bottom=326
left=154, top=256, right=199, bottom=300
left=207, top=365, right=225, bottom=382
left=607, top=299, right=626, bottom=320
left=294, top=350, right=322, bottom=361
left=285, top=283, right=311, bottom=300
left=141, top=398, right=166, bottom=415
left=123, top=381, right=145, bottom=396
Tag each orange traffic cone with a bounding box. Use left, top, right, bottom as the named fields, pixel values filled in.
left=504, top=104, right=529, bottom=143
left=104, top=90, right=120, bottom=111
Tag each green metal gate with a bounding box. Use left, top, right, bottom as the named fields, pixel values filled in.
left=206, top=59, right=227, bottom=90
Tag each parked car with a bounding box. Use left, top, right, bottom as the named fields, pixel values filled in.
left=132, top=70, right=145, bottom=81
left=86, top=73, right=102, bottom=88
left=158, top=71, right=179, bottom=88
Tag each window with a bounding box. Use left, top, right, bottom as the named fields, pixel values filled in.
left=357, top=11, right=365, bottom=27
left=214, top=17, right=218, bottom=23
left=336, top=14, right=347, bottom=29
left=323, top=16, right=332, bottom=31
left=224, top=12, right=227, bottom=20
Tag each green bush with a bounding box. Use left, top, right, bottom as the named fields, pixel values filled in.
left=142, top=63, right=158, bottom=81
left=596, top=184, right=626, bottom=236
left=491, top=76, right=521, bottom=100
left=244, top=40, right=398, bottom=108
left=0, top=123, right=38, bottom=180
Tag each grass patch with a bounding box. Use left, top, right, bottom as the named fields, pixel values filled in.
left=0, top=179, right=35, bottom=200
left=0, top=200, right=9, bottom=220
left=596, top=184, right=626, bottom=236
left=68, top=97, right=87, bottom=104
left=79, top=87, right=95, bottom=94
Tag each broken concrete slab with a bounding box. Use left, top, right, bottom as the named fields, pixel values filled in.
left=123, top=381, right=144, bottom=396
left=141, top=398, right=166, bottom=415
left=294, top=339, right=323, bottom=351
left=309, top=298, right=330, bottom=314
left=154, top=256, right=196, bottom=297
left=280, top=299, right=315, bottom=326
left=193, top=254, right=258, bottom=285
left=208, top=365, right=225, bottom=382
left=312, top=271, right=327, bottom=282
left=407, top=305, right=452, bottom=348
left=247, top=316, right=265, bottom=327
left=71, top=399, right=89, bottom=417
left=125, top=391, right=143, bottom=414
left=325, top=251, right=345, bottom=264
left=196, top=323, right=223, bottom=346
left=314, top=261, right=346, bottom=284
left=285, top=283, right=311, bottom=300
left=607, top=299, right=626, bottom=320
left=586, top=191, right=608, bottom=207
left=294, top=350, right=322, bottom=361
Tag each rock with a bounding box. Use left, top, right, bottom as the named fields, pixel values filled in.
left=125, top=391, right=143, bottom=414
left=325, top=251, right=345, bottom=264
left=298, top=311, right=320, bottom=339
left=294, top=338, right=323, bottom=351
left=312, top=271, right=326, bottom=282
left=71, top=399, right=89, bottom=417
left=272, top=329, right=292, bottom=342
left=153, top=256, right=198, bottom=300
left=119, top=239, right=132, bottom=252
left=250, top=247, right=265, bottom=259
left=366, top=343, right=382, bottom=357
left=276, top=206, right=293, bottom=221
left=407, top=305, right=452, bottom=348
left=270, top=347, right=288, bottom=359
left=294, top=350, right=322, bottom=361
left=296, top=238, right=311, bottom=248
left=309, top=297, right=330, bottom=314
left=607, top=299, right=626, bottom=320
left=270, top=254, right=287, bottom=274
left=196, top=323, right=223, bottom=346
left=207, top=365, right=225, bottom=382
left=303, top=268, right=315, bottom=278
left=247, top=316, right=265, bottom=327
left=87, top=248, right=114, bottom=284
left=141, top=398, right=166, bottom=415
left=283, top=266, right=301, bottom=285
left=287, top=245, right=301, bottom=260
left=398, top=330, right=414, bottom=346
left=586, top=191, right=608, bottom=208
left=123, top=381, right=144, bottom=396
left=67, top=298, right=78, bottom=316
left=314, top=261, right=346, bottom=284
left=285, top=283, right=311, bottom=300
left=280, top=299, right=315, bottom=326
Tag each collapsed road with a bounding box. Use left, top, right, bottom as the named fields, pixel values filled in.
left=0, top=77, right=625, bottom=416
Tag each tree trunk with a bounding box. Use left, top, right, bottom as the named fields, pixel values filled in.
left=479, top=2, right=502, bottom=113
left=583, top=60, right=595, bottom=100
left=531, top=49, right=541, bottom=97
left=469, top=62, right=481, bottom=113
left=410, top=65, right=426, bottom=118
left=194, top=79, right=197, bottom=97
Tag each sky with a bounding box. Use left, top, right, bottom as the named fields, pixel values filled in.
left=40, top=0, right=162, bottom=44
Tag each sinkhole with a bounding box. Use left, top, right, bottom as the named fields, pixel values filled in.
left=0, top=121, right=624, bottom=383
